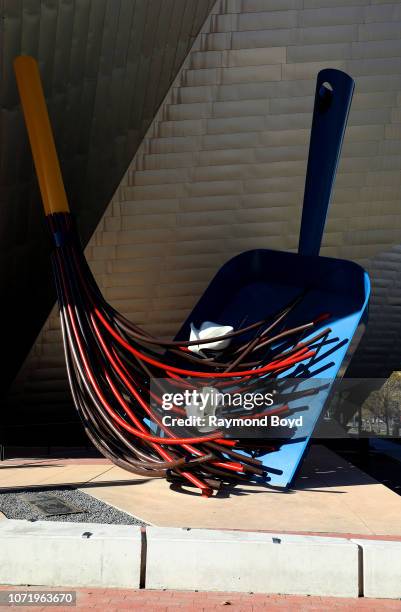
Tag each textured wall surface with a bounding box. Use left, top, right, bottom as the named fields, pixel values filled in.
left=8, top=0, right=401, bottom=436
left=0, top=0, right=215, bottom=389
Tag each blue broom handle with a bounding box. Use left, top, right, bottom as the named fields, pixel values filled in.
left=298, top=69, right=355, bottom=257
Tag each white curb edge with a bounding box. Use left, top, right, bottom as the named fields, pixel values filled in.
left=352, top=538, right=401, bottom=599
left=0, top=520, right=400, bottom=598
left=0, top=520, right=142, bottom=589
left=145, top=527, right=359, bottom=597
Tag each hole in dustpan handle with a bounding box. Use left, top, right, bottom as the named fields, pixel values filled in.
left=298, top=68, right=355, bottom=258
left=318, top=82, right=333, bottom=112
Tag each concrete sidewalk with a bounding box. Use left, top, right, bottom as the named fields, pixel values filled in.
left=2, top=446, right=401, bottom=599
left=2, top=445, right=401, bottom=535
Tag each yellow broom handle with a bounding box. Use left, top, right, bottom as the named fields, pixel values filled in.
left=14, top=55, right=69, bottom=215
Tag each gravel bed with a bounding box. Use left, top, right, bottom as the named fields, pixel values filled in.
left=0, top=487, right=147, bottom=525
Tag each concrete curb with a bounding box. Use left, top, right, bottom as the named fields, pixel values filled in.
left=0, top=520, right=399, bottom=599
left=0, top=520, right=141, bottom=589
left=146, top=527, right=359, bottom=597
left=352, top=538, right=401, bottom=599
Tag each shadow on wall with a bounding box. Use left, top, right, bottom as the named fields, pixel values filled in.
left=0, top=0, right=215, bottom=390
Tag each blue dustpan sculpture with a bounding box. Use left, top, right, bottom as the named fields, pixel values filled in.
left=175, top=69, right=371, bottom=488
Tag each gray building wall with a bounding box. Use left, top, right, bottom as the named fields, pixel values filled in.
left=7, top=0, right=401, bottom=439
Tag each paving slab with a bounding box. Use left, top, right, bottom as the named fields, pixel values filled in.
left=81, top=446, right=401, bottom=535
left=0, top=460, right=112, bottom=488
left=0, top=461, right=117, bottom=489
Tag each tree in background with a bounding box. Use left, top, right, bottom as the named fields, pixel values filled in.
left=362, top=372, right=401, bottom=436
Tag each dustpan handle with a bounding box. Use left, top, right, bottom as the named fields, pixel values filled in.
left=298, top=69, right=354, bottom=257
left=14, top=56, right=70, bottom=216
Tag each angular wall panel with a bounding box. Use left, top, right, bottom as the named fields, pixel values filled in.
left=0, top=0, right=215, bottom=391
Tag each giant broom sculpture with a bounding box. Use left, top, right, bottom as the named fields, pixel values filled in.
left=14, top=56, right=358, bottom=496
